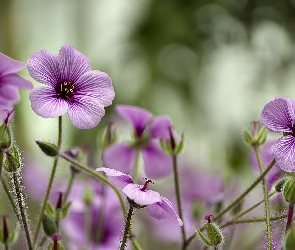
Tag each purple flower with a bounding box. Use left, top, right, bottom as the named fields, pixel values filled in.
left=102, top=105, right=176, bottom=178
left=27, top=44, right=115, bottom=129
left=96, top=167, right=183, bottom=226
left=0, top=52, right=32, bottom=120
left=261, top=97, right=295, bottom=171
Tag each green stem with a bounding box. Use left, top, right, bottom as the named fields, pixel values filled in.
left=59, top=153, right=126, bottom=216
left=130, top=237, right=143, bottom=250
left=223, top=214, right=286, bottom=226
left=184, top=159, right=276, bottom=248
left=120, top=205, right=134, bottom=250
left=12, top=172, right=32, bottom=250
left=172, top=154, right=186, bottom=247
left=254, top=145, right=272, bottom=250
left=63, top=168, right=77, bottom=204
left=132, top=150, right=140, bottom=184
left=33, top=116, right=63, bottom=245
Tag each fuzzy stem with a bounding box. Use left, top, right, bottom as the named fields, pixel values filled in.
left=59, top=152, right=126, bottom=216
left=33, top=116, right=62, bottom=245
left=184, top=159, right=276, bottom=248
left=172, top=154, right=186, bottom=247
left=223, top=214, right=286, bottom=225
left=12, top=172, right=32, bottom=250
left=253, top=145, right=272, bottom=250
left=286, top=203, right=294, bottom=232
left=120, top=205, right=134, bottom=250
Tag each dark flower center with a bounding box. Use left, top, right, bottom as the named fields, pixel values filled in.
left=57, top=81, right=74, bottom=100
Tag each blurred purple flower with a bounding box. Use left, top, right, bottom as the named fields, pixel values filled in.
left=102, top=105, right=176, bottom=179
left=27, top=44, right=115, bottom=129
left=261, top=97, right=295, bottom=171
left=96, top=167, right=183, bottom=226
left=0, top=52, right=32, bottom=120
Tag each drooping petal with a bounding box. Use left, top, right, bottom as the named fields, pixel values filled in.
left=272, top=135, right=295, bottom=172
left=0, top=52, right=25, bottom=76
left=0, top=74, right=33, bottom=89
left=67, top=95, right=105, bottom=129
left=57, top=44, right=91, bottom=84
left=261, top=98, right=293, bottom=132
left=142, top=140, right=173, bottom=179
left=148, top=116, right=172, bottom=140
left=102, top=142, right=136, bottom=174
left=29, top=86, right=69, bottom=118
left=122, top=184, right=161, bottom=205
left=95, top=167, right=134, bottom=190
left=146, top=196, right=183, bottom=226
left=27, top=49, right=60, bottom=87
left=116, top=105, right=153, bottom=137
left=74, top=71, right=114, bottom=106
left=0, top=85, right=20, bottom=105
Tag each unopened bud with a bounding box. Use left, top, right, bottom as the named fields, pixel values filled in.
left=283, top=178, right=295, bottom=203
left=275, top=177, right=290, bottom=193
left=42, top=214, right=57, bottom=236
left=4, top=147, right=21, bottom=173
left=242, top=123, right=267, bottom=146
left=0, top=216, right=19, bottom=244
left=0, top=125, right=11, bottom=150
left=36, top=141, right=59, bottom=157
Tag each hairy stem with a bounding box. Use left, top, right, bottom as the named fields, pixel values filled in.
left=120, top=205, right=134, bottom=250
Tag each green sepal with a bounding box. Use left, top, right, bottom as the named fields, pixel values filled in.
left=6, top=223, right=19, bottom=244
left=36, top=141, right=59, bottom=157
left=46, top=202, right=56, bottom=218
left=55, top=209, right=62, bottom=221
left=4, top=147, right=21, bottom=172
left=61, top=201, right=72, bottom=219
left=42, top=214, right=57, bottom=236
left=274, top=177, right=291, bottom=193
left=0, top=125, right=11, bottom=150
left=242, top=126, right=253, bottom=145
left=174, top=133, right=184, bottom=155
left=204, top=222, right=223, bottom=246
left=283, top=228, right=295, bottom=250
left=283, top=178, right=295, bottom=203
left=47, top=242, right=53, bottom=250
left=196, top=228, right=213, bottom=246
left=83, top=187, right=94, bottom=206
left=257, top=126, right=267, bottom=145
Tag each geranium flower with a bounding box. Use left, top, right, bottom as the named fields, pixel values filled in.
left=102, top=105, right=176, bottom=178
left=96, top=167, right=183, bottom=226
left=27, top=44, right=115, bottom=129
left=0, top=52, right=32, bottom=120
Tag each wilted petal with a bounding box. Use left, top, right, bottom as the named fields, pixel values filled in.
left=261, top=98, right=293, bottom=132
left=272, top=135, right=295, bottom=172
left=67, top=95, right=105, bottom=129
left=148, top=116, right=172, bottom=140
left=0, top=52, right=25, bottom=75
left=116, top=105, right=152, bottom=137
left=95, top=167, right=134, bottom=190
left=29, top=87, right=68, bottom=118
left=0, top=74, right=33, bottom=89
left=122, top=184, right=161, bottom=205
left=142, top=140, right=173, bottom=179
left=102, top=142, right=136, bottom=174
left=146, top=196, right=183, bottom=226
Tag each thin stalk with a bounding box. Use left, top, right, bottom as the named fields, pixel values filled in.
left=1, top=178, right=19, bottom=221
left=285, top=203, right=294, bottom=232
left=130, top=237, right=143, bottom=250
left=59, top=153, right=126, bottom=216
left=223, top=214, right=286, bottom=226
left=33, top=116, right=63, bottom=245
left=173, top=154, right=186, bottom=247
left=12, top=172, right=32, bottom=250
left=63, top=168, right=76, bottom=204
left=120, top=205, right=134, bottom=250
left=132, top=150, right=140, bottom=184
left=184, top=159, right=276, bottom=248
left=253, top=145, right=272, bottom=250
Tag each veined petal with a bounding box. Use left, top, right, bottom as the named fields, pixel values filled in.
left=146, top=196, right=183, bottom=226
left=27, top=49, right=59, bottom=87
left=272, top=135, right=295, bottom=172
left=148, top=116, right=172, bottom=140
left=74, top=71, right=114, bottom=106
left=122, top=184, right=161, bottom=205
left=142, top=140, right=173, bottom=179
left=67, top=95, right=105, bottom=129
left=0, top=74, right=33, bottom=89
left=29, top=87, right=68, bottom=118
left=116, top=105, right=153, bottom=137
left=102, top=142, right=136, bottom=174
left=95, top=167, right=134, bottom=190
left=0, top=52, right=25, bottom=75
left=261, top=98, right=293, bottom=132
left=58, top=45, right=91, bottom=83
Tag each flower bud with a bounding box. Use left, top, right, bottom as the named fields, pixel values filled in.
left=283, top=228, right=295, bottom=250
left=4, top=147, right=21, bottom=173
left=83, top=187, right=94, bottom=206
left=284, top=178, right=295, bottom=203
left=160, top=127, right=184, bottom=155
left=42, top=214, right=57, bottom=236
left=0, top=125, right=11, bottom=150
left=274, top=177, right=290, bottom=193
left=0, top=216, right=19, bottom=245
left=36, top=141, right=59, bottom=157
left=242, top=123, right=267, bottom=146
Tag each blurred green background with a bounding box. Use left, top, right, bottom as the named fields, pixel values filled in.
left=1, top=0, right=294, bottom=249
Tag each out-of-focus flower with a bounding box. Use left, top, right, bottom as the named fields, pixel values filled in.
left=0, top=52, right=32, bottom=120
left=27, top=44, right=115, bottom=129
left=96, top=167, right=183, bottom=226
left=261, top=97, right=295, bottom=171
left=102, top=105, right=177, bottom=178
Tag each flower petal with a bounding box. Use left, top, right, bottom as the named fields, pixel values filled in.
left=0, top=74, right=33, bottom=89
left=0, top=52, right=25, bottom=75
left=102, top=142, right=136, bottom=174
left=142, top=140, right=173, bottom=179
left=67, top=95, right=105, bottom=129
left=261, top=97, right=294, bottom=132
left=27, top=49, right=59, bottom=87
left=116, top=105, right=153, bottom=137
left=74, top=71, right=115, bottom=106
left=272, top=135, right=295, bottom=172
left=95, top=167, right=134, bottom=190
left=0, top=85, right=20, bottom=105
left=148, top=116, right=173, bottom=140
left=58, top=44, right=91, bottom=84
left=122, top=184, right=161, bottom=205
left=146, top=196, right=183, bottom=226
left=29, top=87, right=69, bottom=118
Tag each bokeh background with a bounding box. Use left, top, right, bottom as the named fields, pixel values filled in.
left=1, top=0, right=295, bottom=249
